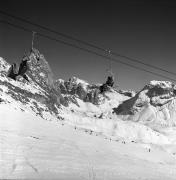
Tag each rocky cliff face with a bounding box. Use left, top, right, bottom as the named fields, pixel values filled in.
left=25, top=49, right=55, bottom=89
left=55, top=77, right=102, bottom=105
left=26, top=49, right=68, bottom=106
left=114, top=80, right=176, bottom=127
left=0, top=49, right=120, bottom=120
left=0, top=50, right=67, bottom=120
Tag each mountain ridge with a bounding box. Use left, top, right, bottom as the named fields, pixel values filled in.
left=1, top=49, right=176, bottom=145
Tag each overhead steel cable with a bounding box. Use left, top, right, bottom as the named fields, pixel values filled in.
left=0, top=9, right=106, bottom=52
left=1, top=20, right=176, bottom=82
left=111, top=52, right=176, bottom=76
left=0, top=9, right=176, bottom=76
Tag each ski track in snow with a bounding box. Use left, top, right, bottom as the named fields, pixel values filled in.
left=1, top=105, right=176, bottom=179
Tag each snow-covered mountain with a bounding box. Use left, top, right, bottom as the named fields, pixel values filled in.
left=1, top=49, right=176, bottom=144
left=1, top=49, right=176, bottom=179
left=114, top=80, right=176, bottom=127
left=0, top=57, right=61, bottom=121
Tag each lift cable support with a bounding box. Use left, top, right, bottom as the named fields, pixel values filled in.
left=31, top=31, right=37, bottom=51
left=105, top=49, right=114, bottom=77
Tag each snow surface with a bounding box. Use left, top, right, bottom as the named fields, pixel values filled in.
left=1, top=53, right=176, bottom=179
left=149, top=80, right=173, bottom=89
left=71, top=76, right=89, bottom=86
left=62, top=89, right=176, bottom=145
left=0, top=75, right=46, bottom=95
left=1, top=104, right=176, bottom=180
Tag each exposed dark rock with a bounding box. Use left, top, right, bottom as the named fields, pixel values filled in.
left=105, top=76, right=114, bottom=87
left=55, top=77, right=101, bottom=105
left=7, top=63, right=18, bottom=80
left=118, top=89, right=136, bottom=97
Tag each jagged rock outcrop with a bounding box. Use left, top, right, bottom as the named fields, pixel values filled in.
left=55, top=77, right=103, bottom=105
left=114, top=80, right=176, bottom=127
left=24, top=49, right=68, bottom=106
left=25, top=49, right=55, bottom=89
left=0, top=50, right=68, bottom=120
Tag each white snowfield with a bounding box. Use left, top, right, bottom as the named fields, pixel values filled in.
left=0, top=74, right=46, bottom=95
left=1, top=55, right=176, bottom=179
left=0, top=77, right=55, bottom=122
left=1, top=104, right=176, bottom=180
left=64, top=91, right=176, bottom=145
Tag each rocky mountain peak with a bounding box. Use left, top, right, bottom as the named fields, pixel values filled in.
left=25, top=48, right=55, bottom=90
left=143, top=80, right=176, bottom=97
left=114, top=80, right=176, bottom=127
